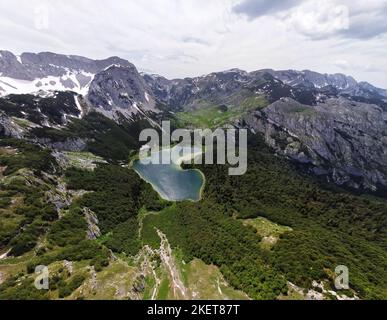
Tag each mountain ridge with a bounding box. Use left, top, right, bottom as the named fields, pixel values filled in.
left=1, top=50, right=387, bottom=192
left=1, top=50, right=386, bottom=96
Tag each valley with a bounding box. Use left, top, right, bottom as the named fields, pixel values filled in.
left=0, top=50, right=386, bottom=301
left=1, top=130, right=386, bottom=300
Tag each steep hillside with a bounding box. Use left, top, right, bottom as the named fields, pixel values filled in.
left=241, top=97, right=387, bottom=192
left=1, top=134, right=385, bottom=300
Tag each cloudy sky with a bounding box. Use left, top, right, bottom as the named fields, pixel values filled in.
left=1, top=0, right=387, bottom=87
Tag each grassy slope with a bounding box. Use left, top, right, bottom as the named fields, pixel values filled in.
left=184, top=259, right=249, bottom=300
left=175, top=96, right=268, bottom=129
left=243, top=217, right=293, bottom=250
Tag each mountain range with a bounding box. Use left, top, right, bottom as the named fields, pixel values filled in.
left=1, top=50, right=386, bottom=192
left=0, top=50, right=386, bottom=300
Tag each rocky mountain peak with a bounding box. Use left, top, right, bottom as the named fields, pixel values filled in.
left=87, top=64, right=157, bottom=119
left=0, top=51, right=137, bottom=98
left=0, top=51, right=164, bottom=122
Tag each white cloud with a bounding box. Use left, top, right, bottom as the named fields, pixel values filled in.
left=0, top=0, right=386, bottom=88
left=283, top=0, right=387, bottom=40
left=284, top=1, right=350, bottom=39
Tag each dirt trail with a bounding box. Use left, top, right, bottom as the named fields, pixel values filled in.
left=144, top=246, right=161, bottom=300
left=156, top=229, right=189, bottom=299
left=134, top=245, right=161, bottom=300
left=132, top=229, right=188, bottom=300
left=0, top=249, right=11, bottom=260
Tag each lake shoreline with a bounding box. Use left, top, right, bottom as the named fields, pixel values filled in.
left=130, top=146, right=206, bottom=202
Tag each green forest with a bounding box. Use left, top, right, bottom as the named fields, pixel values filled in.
left=1, top=129, right=386, bottom=300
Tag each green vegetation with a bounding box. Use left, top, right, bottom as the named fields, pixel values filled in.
left=184, top=259, right=249, bottom=300
left=11, top=117, right=32, bottom=129
left=195, top=135, right=387, bottom=299
left=25, top=240, right=110, bottom=274
left=243, top=217, right=292, bottom=238
left=58, top=274, right=86, bottom=298
left=142, top=204, right=288, bottom=300
left=9, top=218, right=49, bottom=256
left=48, top=207, right=87, bottom=247
left=0, top=275, right=48, bottom=300
left=143, top=274, right=157, bottom=300
left=0, top=138, right=57, bottom=175
left=137, top=133, right=386, bottom=299
left=104, top=218, right=140, bottom=256
left=240, top=96, right=269, bottom=110
left=64, top=164, right=166, bottom=257
left=0, top=196, right=12, bottom=208
left=243, top=217, right=292, bottom=250
left=69, top=260, right=138, bottom=300
left=175, top=96, right=268, bottom=128
left=65, top=165, right=143, bottom=232
left=63, top=151, right=106, bottom=170
left=1, top=112, right=386, bottom=300
left=0, top=140, right=58, bottom=257
left=31, top=112, right=154, bottom=162
left=157, top=277, right=170, bottom=300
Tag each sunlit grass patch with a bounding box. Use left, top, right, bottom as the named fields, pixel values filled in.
left=243, top=216, right=292, bottom=250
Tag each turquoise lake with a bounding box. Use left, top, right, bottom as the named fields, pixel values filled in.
left=132, top=146, right=205, bottom=202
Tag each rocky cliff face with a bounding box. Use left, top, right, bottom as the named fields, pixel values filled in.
left=145, top=68, right=387, bottom=112
left=0, top=51, right=132, bottom=98
left=0, top=112, right=24, bottom=139
left=0, top=50, right=131, bottom=81
left=87, top=65, right=157, bottom=120
left=242, top=97, right=387, bottom=191
left=264, top=69, right=387, bottom=106
left=263, top=69, right=359, bottom=90
left=144, top=69, right=251, bottom=110
left=144, top=67, right=387, bottom=191
left=0, top=51, right=161, bottom=120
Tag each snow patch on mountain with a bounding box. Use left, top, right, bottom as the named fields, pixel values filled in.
left=0, top=70, right=94, bottom=97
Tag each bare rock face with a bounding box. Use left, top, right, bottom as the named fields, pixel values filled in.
left=45, top=183, right=71, bottom=217
left=243, top=97, right=387, bottom=191
left=0, top=112, right=24, bottom=138
left=83, top=208, right=101, bottom=240
left=0, top=50, right=163, bottom=121
left=264, top=69, right=387, bottom=100
left=87, top=65, right=157, bottom=119
left=263, top=69, right=358, bottom=91
left=145, top=68, right=387, bottom=112
left=143, top=69, right=254, bottom=111
left=0, top=50, right=132, bottom=81
left=35, top=137, right=87, bottom=152
left=0, top=51, right=30, bottom=80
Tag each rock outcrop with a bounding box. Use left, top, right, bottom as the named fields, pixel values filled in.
left=0, top=112, right=24, bottom=138
left=242, top=97, right=387, bottom=191
left=87, top=65, right=157, bottom=119
left=83, top=208, right=101, bottom=240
